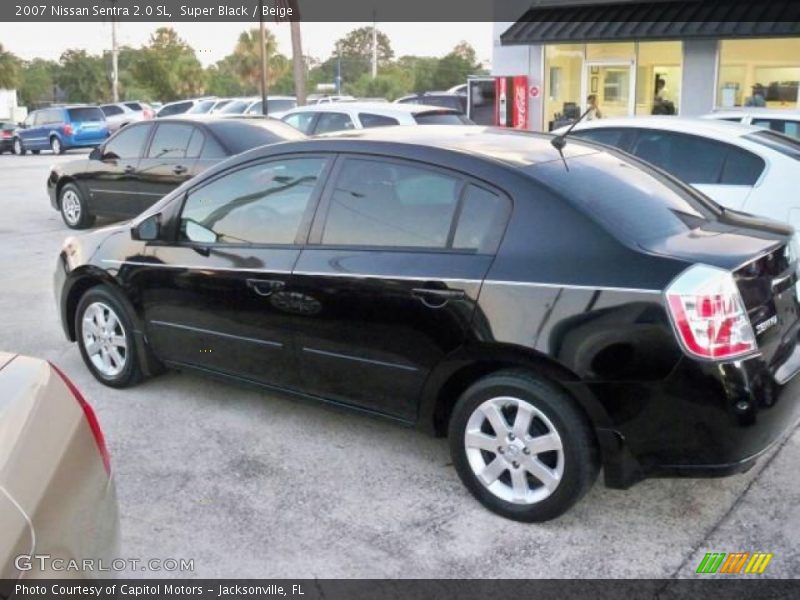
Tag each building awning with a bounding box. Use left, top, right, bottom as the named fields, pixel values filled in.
left=501, top=1, right=800, bottom=45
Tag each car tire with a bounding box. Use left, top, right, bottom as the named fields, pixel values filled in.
left=75, top=285, right=143, bottom=388
left=50, top=136, right=63, bottom=155
left=32, top=149, right=40, bottom=155
left=448, top=369, right=599, bottom=522
left=12, top=138, right=25, bottom=155
left=59, top=183, right=95, bottom=229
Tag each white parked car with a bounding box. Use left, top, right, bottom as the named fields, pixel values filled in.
left=218, top=96, right=297, bottom=118
left=280, top=102, right=472, bottom=135
left=156, top=98, right=214, bottom=118
left=554, top=116, right=800, bottom=234
left=703, top=109, right=800, bottom=140
left=99, top=103, right=148, bottom=132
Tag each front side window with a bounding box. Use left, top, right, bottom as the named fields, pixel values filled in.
left=147, top=124, right=195, bottom=159
left=358, top=113, right=400, bottom=128
left=313, top=112, right=355, bottom=134
left=321, top=159, right=461, bottom=248
left=180, top=158, right=327, bottom=245
left=103, top=124, right=152, bottom=159
left=101, top=105, right=124, bottom=116
left=629, top=130, right=729, bottom=184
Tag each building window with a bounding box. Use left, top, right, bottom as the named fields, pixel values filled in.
left=717, top=38, right=800, bottom=109
left=544, top=44, right=584, bottom=131
left=636, top=42, right=682, bottom=115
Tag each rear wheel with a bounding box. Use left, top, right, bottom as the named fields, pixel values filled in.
left=50, top=136, right=63, bottom=154
left=12, top=138, right=25, bottom=155
left=448, top=369, right=599, bottom=522
left=75, top=286, right=143, bottom=388
left=59, top=183, right=95, bottom=229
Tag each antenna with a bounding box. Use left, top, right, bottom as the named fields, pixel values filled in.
left=550, top=107, right=593, bottom=171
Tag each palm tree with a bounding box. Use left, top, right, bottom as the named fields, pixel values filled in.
left=0, top=44, right=20, bottom=89
left=290, top=22, right=306, bottom=105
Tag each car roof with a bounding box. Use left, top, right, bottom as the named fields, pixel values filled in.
left=562, top=116, right=765, bottom=140
left=296, top=125, right=598, bottom=167
left=705, top=109, right=800, bottom=120
left=284, top=102, right=460, bottom=116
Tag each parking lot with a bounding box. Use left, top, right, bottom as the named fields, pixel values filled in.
left=1, top=149, right=798, bottom=579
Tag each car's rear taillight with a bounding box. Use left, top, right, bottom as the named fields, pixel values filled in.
left=1, top=130, right=11, bottom=138
left=49, top=362, right=111, bottom=476
left=665, top=264, right=757, bottom=360
left=63, top=124, right=74, bottom=135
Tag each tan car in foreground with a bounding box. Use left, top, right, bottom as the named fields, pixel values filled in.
left=0, top=353, right=118, bottom=579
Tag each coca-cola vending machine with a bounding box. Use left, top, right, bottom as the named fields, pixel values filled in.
left=495, top=76, right=528, bottom=129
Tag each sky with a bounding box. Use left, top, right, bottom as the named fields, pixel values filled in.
left=2, top=22, right=494, bottom=66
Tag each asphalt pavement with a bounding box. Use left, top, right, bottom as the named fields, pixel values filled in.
left=0, top=150, right=797, bottom=579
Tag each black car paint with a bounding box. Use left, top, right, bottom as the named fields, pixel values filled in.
left=47, top=117, right=302, bottom=220
left=55, top=127, right=800, bottom=490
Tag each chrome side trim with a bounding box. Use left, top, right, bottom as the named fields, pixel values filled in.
left=148, top=320, right=283, bottom=348
left=302, top=346, right=419, bottom=372
left=0, top=485, right=36, bottom=573
left=89, top=188, right=164, bottom=197
left=103, top=260, right=661, bottom=294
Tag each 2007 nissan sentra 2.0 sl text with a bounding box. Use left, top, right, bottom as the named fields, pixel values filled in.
left=53, top=126, right=800, bottom=522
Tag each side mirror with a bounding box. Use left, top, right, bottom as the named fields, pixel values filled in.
left=89, top=146, right=103, bottom=160
left=17, top=122, right=26, bottom=129
left=131, top=213, right=161, bottom=241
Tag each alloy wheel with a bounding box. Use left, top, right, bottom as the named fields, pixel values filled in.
left=51, top=137, right=61, bottom=154
left=82, top=301, right=128, bottom=378
left=61, top=189, right=82, bottom=225
left=13, top=139, right=21, bottom=154
left=464, top=396, right=564, bottom=505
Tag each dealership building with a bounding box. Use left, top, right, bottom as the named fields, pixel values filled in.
left=492, top=0, right=800, bottom=131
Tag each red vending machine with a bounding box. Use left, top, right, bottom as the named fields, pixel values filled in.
left=495, top=76, right=528, bottom=129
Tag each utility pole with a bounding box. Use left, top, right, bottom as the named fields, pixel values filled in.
left=258, top=0, right=268, bottom=115
left=371, top=11, right=377, bottom=79
left=336, top=43, right=342, bottom=95
left=110, top=1, right=119, bottom=101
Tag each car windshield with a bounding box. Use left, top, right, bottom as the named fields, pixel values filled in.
left=414, top=111, right=473, bottom=125
left=207, top=120, right=305, bottom=154
left=744, top=130, right=800, bottom=160
left=67, top=107, right=105, bottom=122
left=220, top=101, right=250, bottom=114
left=530, top=151, right=720, bottom=244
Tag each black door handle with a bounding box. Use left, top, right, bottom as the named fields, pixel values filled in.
left=173, top=165, right=188, bottom=175
left=247, top=278, right=286, bottom=297
left=411, top=287, right=466, bottom=309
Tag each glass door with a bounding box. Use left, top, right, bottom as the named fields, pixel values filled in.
left=584, top=61, right=635, bottom=118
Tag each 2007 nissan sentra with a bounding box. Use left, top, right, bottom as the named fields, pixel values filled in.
left=53, top=126, right=800, bottom=521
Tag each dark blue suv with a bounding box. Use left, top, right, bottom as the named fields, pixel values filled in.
left=13, top=106, right=109, bottom=155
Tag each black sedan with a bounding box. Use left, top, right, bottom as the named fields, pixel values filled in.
left=0, top=120, right=16, bottom=153
left=47, top=116, right=305, bottom=229
left=54, top=126, right=800, bottom=522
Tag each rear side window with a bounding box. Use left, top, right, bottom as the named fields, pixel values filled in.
left=188, top=100, right=215, bottom=114
left=104, top=123, right=152, bottom=159
left=207, top=120, right=304, bottom=154
left=220, top=100, right=249, bottom=114
left=453, top=185, right=511, bottom=253
left=313, top=112, right=355, bottom=134
left=321, top=158, right=461, bottom=248
left=186, top=128, right=205, bottom=159
left=573, top=128, right=628, bottom=148
left=358, top=113, right=400, bottom=128
left=530, top=151, right=718, bottom=244
left=414, top=111, right=471, bottom=125
left=158, top=102, right=192, bottom=117
left=67, top=107, right=104, bottom=122
left=124, top=102, right=143, bottom=111
left=629, top=130, right=730, bottom=184
left=147, top=123, right=195, bottom=158
left=720, top=148, right=765, bottom=185
left=40, top=109, right=63, bottom=124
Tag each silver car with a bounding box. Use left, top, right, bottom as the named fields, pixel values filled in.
left=99, top=103, right=148, bottom=133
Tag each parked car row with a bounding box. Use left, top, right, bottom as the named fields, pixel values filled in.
left=51, top=120, right=800, bottom=523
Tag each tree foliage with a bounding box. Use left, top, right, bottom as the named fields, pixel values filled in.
left=130, top=28, right=205, bottom=101
left=0, top=44, right=21, bottom=89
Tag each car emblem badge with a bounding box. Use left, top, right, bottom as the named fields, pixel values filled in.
left=755, top=315, right=778, bottom=335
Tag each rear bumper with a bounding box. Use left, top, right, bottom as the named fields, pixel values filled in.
left=63, top=133, right=108, bottom=149
left=588, top=334, right=800, bottom=488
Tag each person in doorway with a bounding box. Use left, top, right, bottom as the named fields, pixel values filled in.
left=745, top=84, right=767, bottom=107
left=586, top=94, right=602, bottom=120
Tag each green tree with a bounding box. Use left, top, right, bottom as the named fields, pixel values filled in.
left=131, top=28, right=205, bottom=101
left=18, top=58, right=59, bottom=105
left=317, top=27, right=394, bottom=88
left=57, top=49, right=109, bottom=103
left=0, top=44, right=21, bottom=89
left=431, top=42, right=481, bottom=90
left=227, top=28, right=288, bottom=95
left=205, top=57, right=247, bottom=97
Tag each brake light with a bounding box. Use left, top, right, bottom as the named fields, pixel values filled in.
left=49, top=362, right=111, bottom=475
left=665, top=264, right=757, bottom=360
left=63, top=124, right=74, bottom=135
left=1, top=130, right=10, bottom=138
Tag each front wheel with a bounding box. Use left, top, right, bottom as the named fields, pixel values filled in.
left=59, top=183, right=95, bottom=229
left=50, top=136, right=63, bottom=154
left=75, top=286, right=143, bottom=388
left=12, top=138, right=25, bottom=155
left=448, top=369, right=599, bottom=522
